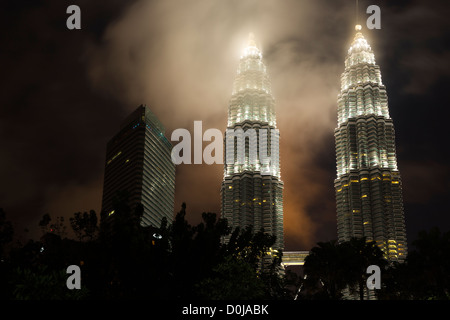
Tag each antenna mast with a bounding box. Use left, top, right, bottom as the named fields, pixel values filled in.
left=355, top=0, right=362, bottom=31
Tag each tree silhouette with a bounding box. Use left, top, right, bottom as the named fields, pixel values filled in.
left=343, top=237, right=387, bottom=300
left=11, top=266, right=89, bottom=300
left=409, top=227, right=450, bottom=299
left=70, top=210, right=98, bottom=241
left=303, top=240, right=348, bottom=299
left=38, top=213, right=51, bottom=235
left=302, top=238, right=387, bottom=300
left=195, top=255, right=266, bottom=299
left=5, top=195, right=449, bottom=301
left=194, top=223, right=287, bottom=299
left=39, top=214, right=67, bottom=238
left=379, top=227, right=450, bottom=300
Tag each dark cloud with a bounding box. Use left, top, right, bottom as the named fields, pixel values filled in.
left=1, top=0, right=449, bottom=249
left=0, top=0, right=129, bottom=238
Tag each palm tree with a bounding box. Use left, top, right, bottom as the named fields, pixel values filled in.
left=343, top=237, right=387, bottom=300
left=303, top=240, right=348, bottom=299
left=303, top=238, right=387, bottom=300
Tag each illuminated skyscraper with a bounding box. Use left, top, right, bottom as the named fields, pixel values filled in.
left=334, top=25, right=407, bottom=262
left=221, top=34, right=284, bottom=250
left=101, top=105, right=175, bottom=229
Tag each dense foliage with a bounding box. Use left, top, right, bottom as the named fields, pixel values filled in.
left=0, top=203, right=449, bottom=300
left=0, top=202, right=290, bottom=300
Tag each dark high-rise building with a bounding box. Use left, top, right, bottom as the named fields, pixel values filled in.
left=334, top=25, right=407, bottom=263
left=221, top=34, right=284, bottom=250
left=101, top=105, right=175, bottom=228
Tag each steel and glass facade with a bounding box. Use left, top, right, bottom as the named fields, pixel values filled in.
left=101, top=105, right=175, bottom=228
left=221, top=34, right=284, bottom=250
left=334, top=26, right=407, bottom=263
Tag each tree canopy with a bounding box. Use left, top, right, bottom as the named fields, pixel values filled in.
left=1, top=202, right=449, bottom=300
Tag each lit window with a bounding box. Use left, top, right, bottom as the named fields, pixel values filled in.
left=106, top=151, right=122, bottom=165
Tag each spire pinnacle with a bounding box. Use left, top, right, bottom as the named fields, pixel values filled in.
left=248, top=32, right=257, bottom=47
left=241, top=32, right=262, bottom=59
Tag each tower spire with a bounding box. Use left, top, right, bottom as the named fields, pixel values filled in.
left=355, top=0, right=362, bottom=31
left=334, top=16, right=408, bottom=272
left=222, top=33, right=284, bottom=252
left=248, top=32, right=256, bottom=47
left=241, top=32, right=262, bottom=59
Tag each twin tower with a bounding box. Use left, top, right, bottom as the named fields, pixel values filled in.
left=221, top=26, right=407, bottom=262
left=101, top=26, right=407, bottom=263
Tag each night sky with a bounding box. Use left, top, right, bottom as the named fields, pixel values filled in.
left=1, top=0, right=449, bottom=251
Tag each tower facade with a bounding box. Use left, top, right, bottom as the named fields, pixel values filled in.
left=101, top=105, right=175, bottom=228
left=334, top=26, right=407, bottom=262
left=221, top=34, right=284, bottom=250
